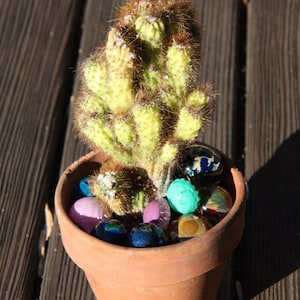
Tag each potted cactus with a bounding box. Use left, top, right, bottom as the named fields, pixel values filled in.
left=55, top=0, right=246, bottom=299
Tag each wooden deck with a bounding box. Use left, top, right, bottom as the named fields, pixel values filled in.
left=1, top=0, right=300, bottom=299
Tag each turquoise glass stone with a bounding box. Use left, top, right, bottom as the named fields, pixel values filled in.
left=167, top=178, right=200, bottom=214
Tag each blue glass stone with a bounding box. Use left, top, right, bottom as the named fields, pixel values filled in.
left=129, top=223, right=168, bottom=248
left=77, top=177, right=94, bottom=197
left=178, top=144, right=223, bottom=184
left=93, top=219, right=127, bottom=246
left=167, top=178, right=200, bottom=214
left=185, top=146, right=222, bottom=177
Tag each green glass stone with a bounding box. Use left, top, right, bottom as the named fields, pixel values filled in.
left=167, top=178, right=200, bottom=214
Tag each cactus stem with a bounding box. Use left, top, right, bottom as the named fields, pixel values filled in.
left=74, top=0, right=213, bottom=201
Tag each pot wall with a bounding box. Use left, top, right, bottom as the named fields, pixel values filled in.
left=55, top=150, right=246, bottom=300
left=86, top=262, right=225, bottom=300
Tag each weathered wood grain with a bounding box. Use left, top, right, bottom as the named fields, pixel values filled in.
left=199, top=1, right=246, bottom=162
left=2, top=0, right=299, bottom=298
left=243, top=0, right=300, bottom=299
left=0, top=0, right=85, bottom=299
left=39, top=1, right=124, bottom=299
left=40, top=0, right=244, bottom=299
left=197, top=1, right=246, bottom=299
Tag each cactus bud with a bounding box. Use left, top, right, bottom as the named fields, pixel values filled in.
left=186, top=90, right=209, bottom=107
left=106, top=27, right=135, bottom=72
left=83, top=60, right=107, bottom=99
left=166, top=43, right=192, bottom=98
left=104, top=28, right=135, bottom=113
left=132, top=104, right=162, bottom=160
left=90, top=165, right=156, bottom=215
left=82, top=118, right=133, bottom=164
left=135, top=15, right=165, bottom=48
left=79, top=94, right=105, bottom=115
left=175, top=107, right=203, bottom=141
left=107, top=76, right=134, bottom=114
left=114, top=117, right=136, bottom=149
left=141, top=67, right=161, bottom=91
left=159, top=142, right=178, bottom=165
left=92, top=171, right=131, bottom=215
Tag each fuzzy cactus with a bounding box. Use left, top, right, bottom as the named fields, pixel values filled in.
left=74, top=0, right=213, bottom=215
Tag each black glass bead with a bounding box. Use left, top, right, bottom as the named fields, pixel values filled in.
left=176, top=143, right=223, bottom=185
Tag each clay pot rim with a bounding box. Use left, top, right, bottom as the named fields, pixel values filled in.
left=55, top=150, right=246, bottom=254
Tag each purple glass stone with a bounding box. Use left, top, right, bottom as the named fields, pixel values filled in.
left=69, top=197, right=108, bottom=233
left=143, top=198, right=171, bottom=229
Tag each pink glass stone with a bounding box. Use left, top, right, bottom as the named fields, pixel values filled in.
left=143, top=198, right=171, bottom=230
left=69, top=197, right=108, bottom=233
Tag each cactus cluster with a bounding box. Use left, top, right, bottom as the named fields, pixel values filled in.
left=74, top=0, right=213, bottom=215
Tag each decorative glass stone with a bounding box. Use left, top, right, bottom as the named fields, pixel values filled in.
left=202, top=186, right=233, bottom=214
left=77, top=177, right=94, bottom=197
left=177, top=143, right=223, bottom=184
left=93, top=219, right=127, bottom=246
left=129, top=223, right=168, bottom=248
left=69, top=197, right=109, bottom=233
left=178, top=214, right=209, bottom=240
left=143, top=198, right=171, bottom=229
left=167, top=178, right=200, bottom=214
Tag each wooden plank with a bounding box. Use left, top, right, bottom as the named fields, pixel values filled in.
left=0, top=0, right=85, bottom=299
left=40, top=0, right=244, bottom=299
left=198, top=2, right=246, bottom=299
left=39, top=1, right=124, bottom=299
left=243, top=0, right=300, bottom=299
left=199, top=1, right=245, bottom=160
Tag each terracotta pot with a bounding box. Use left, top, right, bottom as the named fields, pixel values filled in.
left=55, top=150, right=246, bottom=300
